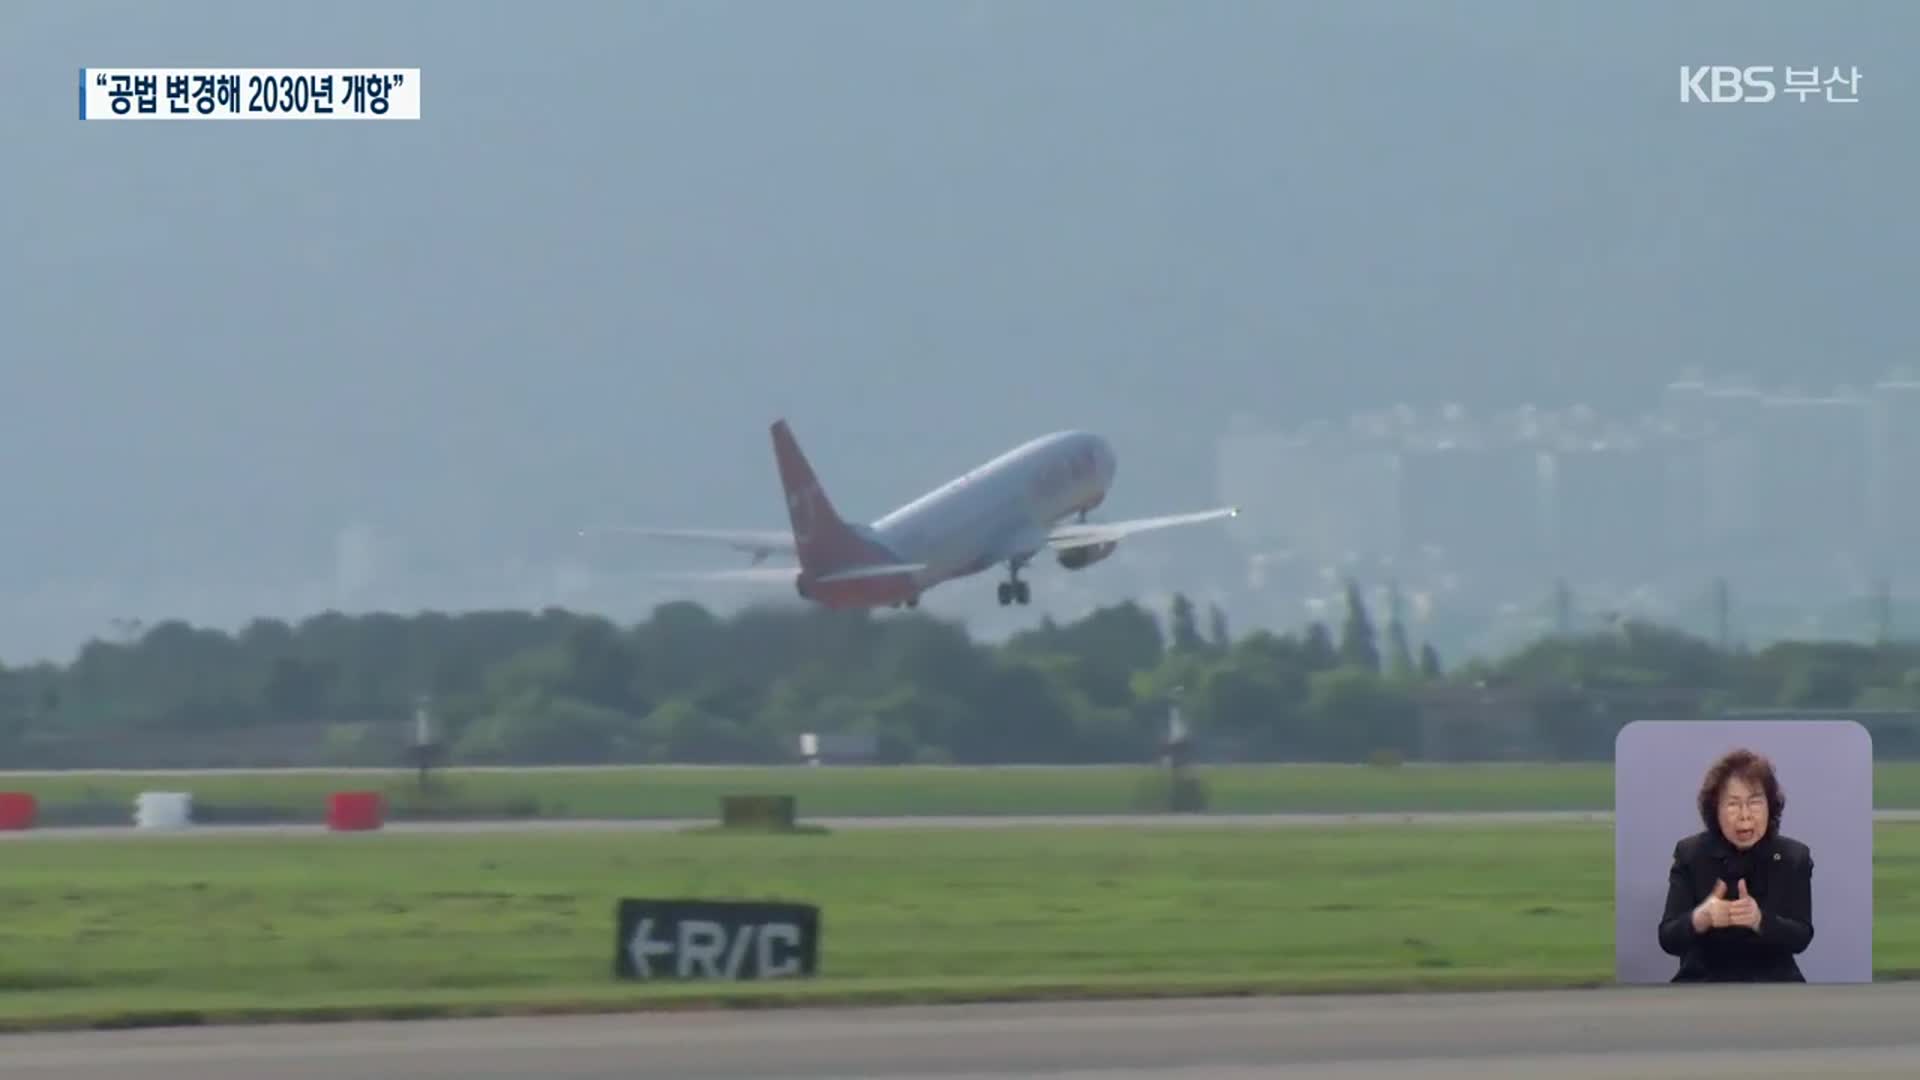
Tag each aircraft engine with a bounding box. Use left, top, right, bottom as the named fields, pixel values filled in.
left=1055, top=540, right=1118, bottom=571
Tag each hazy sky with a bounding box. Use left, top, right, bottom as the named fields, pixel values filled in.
left=0, top=1, right=1912, bottom=661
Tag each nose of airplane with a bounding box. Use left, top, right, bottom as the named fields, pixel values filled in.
left=1093, top=436, right=1117, bottom=486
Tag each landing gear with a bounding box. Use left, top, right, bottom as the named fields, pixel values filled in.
left=996, top=562, right=1031, bottom=607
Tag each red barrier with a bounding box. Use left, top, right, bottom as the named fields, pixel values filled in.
left=0, top=792, right=37, bottom=831
left=326, top=791, right=385, bottom=832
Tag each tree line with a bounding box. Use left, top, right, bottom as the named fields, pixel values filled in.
left=4, top=582, right=1920, bottom=768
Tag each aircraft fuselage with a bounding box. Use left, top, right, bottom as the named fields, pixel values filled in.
left=798, top=431, right=1115, bottom=609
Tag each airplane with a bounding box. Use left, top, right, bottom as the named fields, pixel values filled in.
left=590, top=419, right=1238, bottom=610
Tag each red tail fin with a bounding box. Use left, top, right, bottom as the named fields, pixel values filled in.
left=770, top=419, right=876, bottom=574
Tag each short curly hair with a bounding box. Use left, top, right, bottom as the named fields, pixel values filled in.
left=1697, top=747, right=1785, bottom=842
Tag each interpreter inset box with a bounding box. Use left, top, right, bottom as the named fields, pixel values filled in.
left=1613, top=719, right=1871, bottom=984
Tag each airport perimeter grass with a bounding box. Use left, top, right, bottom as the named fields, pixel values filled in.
left=6, top=821, right=1920, bottom=1032
left=14, top=762, right=1920, bottom=822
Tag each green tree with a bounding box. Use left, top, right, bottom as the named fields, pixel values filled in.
left=1191, top=633, right=1309, bottom=759
left=1006, top=600, right=1163, bottom=709
left=37, top=573, right=1920, bottom=770
left=1339, top=580, right=1381, bottom=673
left=1302, top=622, right=1339, bottom=672
left=1382, top=582, right=1415, bottom=681
left=456, top=693, right=632, bottom=764
left=1208, top=605, right=1231, bottom=652
left=1419, top=642, right=1444, bottom=680
left=1168, top=593, right=1205, bottom=654
left=1386, top=622, right=1415, bottom=682
left=1303, top=667, right=1420, bottom=762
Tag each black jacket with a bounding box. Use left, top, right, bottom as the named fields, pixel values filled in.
left=1657, top=829, right=1814, bottom=982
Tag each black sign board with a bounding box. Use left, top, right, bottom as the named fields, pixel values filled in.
left=613, top=898, right=820, bottom=981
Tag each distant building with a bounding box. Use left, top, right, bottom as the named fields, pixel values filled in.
left=1394, top=442, right=1549, bottom=583
left=1658, top=379, right=1875, bottom=591
left=1217, top=374, right=1901, bottom=622
left=1660, top=381, right=1765, bottom=549
left=1213, top=425, right=1397, bottom=565
left=1660, top=431, right=1713, bottom=570
left=1870, top=379, right=1920, bottom=575
left=1542, top=439, right=1676, bottom=585
left=1750, top=390, right=1872, bottom=572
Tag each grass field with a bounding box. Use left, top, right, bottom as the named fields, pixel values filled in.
left=5, top=820, right=1920, bottom=1032
left=11, top=762, right=1920, bottom=823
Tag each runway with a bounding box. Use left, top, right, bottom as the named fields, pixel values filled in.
left=0, top=762, right=1600, bottom=776
left=3, top=986, right=1918, bottom=1079
left=0, top=810, right=1622, bottom=839
left=6, top=808, right=1920, bottom=840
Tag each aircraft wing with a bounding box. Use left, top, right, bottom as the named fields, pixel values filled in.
left=650, top=566, right=801, bottom=585
left=1045, top=507, right=1239, bottom=548
left=580, top=528, right=796, bottom=563
left=817, top=562, right=927, bottom=582
left=650, top=562, right=925, bottom=586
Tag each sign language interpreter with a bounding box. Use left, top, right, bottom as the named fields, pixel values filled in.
left=1659, top=748, right=1814, bottom=982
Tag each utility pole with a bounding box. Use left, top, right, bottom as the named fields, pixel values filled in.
left=1554, top=578, right=1572, bottom=637
left=1162, top=685, right=1189, bottom=769
left=1154, top=684, right=1201, bottom=812
left=407, top=693, right=443, bottom=790
left=1876, top=578, right=1893, bottom=644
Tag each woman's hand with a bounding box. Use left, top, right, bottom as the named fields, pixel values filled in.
left=1726, top=879, right=1763, bottom=932
left=1692, top=880, right=1733, bottom=933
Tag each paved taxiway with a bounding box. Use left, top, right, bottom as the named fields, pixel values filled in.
left=3, top=986, right=1918, bottom=1079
